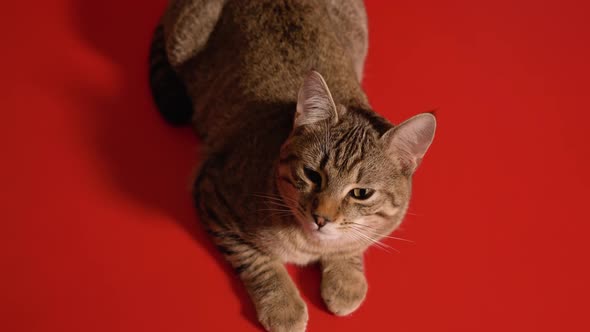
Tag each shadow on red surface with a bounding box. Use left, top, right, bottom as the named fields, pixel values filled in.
left=71, top=0, right=263, bottom=328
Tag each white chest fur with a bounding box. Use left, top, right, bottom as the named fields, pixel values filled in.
left=268, top=231, right=321, bottom=266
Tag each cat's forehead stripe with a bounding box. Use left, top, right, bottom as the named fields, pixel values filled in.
left=333, top=126, right=370, bottom=173
left=355, top=167, right=365, bottom=183
left=319, top=152, right=330, bottom=170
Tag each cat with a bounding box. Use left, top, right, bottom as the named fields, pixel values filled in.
left=149, top=1, right=436, bottom=331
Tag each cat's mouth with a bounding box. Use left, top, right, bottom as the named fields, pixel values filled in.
left=299, top=217, right=340, bottom=241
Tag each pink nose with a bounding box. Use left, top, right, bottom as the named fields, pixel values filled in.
left=313, top=214, right=330, bottom=228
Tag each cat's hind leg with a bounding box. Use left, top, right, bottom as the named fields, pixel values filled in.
left=149, top=25, right=193, bottom=126
left=149, top=0, right=225, bottom=126
left=162, top=0, right=226, bottom=67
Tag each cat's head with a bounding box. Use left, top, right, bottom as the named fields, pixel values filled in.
left=276, top=71, right=436, bottom=248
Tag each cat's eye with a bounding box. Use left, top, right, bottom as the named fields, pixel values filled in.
left=303, top=167, right=322, bottom=187
left=350, top=188, right=374, bottom=200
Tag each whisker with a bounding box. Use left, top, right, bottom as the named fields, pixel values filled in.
left=358, top=232, right=396, bottom=252
left=256, top=208, right=292, bottom=213
left=260, top=201, right=292, bottom=209
left=251, top=192, right=300, bottom=205
left=260, top=213, right=292, bottom=223
left=251, top=193, right=286, bottom=202
left=347, top=228, right=399, bottom=254
left=349, top=225, right=414, bottom=243
left=346, top=222, right=413, bottom=243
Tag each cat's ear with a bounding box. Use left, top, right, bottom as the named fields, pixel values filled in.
left=294, top=71, right=338, bottom=127
left=382, top=113, right=436, bottom=173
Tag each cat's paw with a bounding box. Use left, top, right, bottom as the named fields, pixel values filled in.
left=321, top=269, right=368, bottom=316
left=257, top=294, right=308, bottom=332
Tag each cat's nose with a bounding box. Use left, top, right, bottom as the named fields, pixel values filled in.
left=313, top=214, right=330, bottom=228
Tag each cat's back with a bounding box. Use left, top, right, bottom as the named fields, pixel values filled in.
left=180, top=0, right=368, bottom=145
left=189, top=0, right=367, bottom=98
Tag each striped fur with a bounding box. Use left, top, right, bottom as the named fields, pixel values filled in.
left=154, top=1, right=435, bottom=331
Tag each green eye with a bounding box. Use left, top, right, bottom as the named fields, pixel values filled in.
left=350, top=188, right=374, bottom=200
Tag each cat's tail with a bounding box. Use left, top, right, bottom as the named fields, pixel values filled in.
left=148, top=25, right=194, bottom=126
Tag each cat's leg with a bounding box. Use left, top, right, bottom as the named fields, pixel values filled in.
left=149, top=25, right=193, bottom=126
left=149, top=0, right=224, bottom=125
left=195, top=172, right=307, bottom=332
left=162, top=0, right=226, bottom=68
left=206, top=228, right=308, bottom=332
left=241, top=256, right=308, bottom=332
left=320, top=254, right=368, bottom=316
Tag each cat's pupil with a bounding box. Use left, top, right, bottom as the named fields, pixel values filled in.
left=303, top=167, right=322, bottom=187
left=351, top=188, right=373, bottom=200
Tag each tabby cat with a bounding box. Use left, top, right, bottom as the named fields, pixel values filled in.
left=149, top=1, right=436, bottom=331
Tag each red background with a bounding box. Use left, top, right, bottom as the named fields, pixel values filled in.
left=2, top=0, right=589, bottom=331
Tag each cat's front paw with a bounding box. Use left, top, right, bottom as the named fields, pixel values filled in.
left=257, top=294, right=308, bottom=332
left=321, top=269, right=368, bottom=316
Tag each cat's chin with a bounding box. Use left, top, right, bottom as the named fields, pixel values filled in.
left=309, top=230, right=339, bottom=242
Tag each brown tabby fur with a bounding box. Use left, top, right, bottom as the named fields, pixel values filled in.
left=149, top=1, right=436, bottom=331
